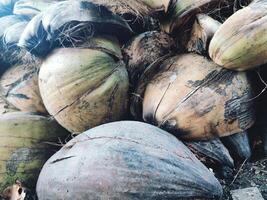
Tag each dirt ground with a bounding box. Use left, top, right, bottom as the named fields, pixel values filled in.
left=221, top=156, right=267, bottom=199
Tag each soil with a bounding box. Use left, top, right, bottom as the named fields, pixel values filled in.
left=221, top=154, right=267, bottom=199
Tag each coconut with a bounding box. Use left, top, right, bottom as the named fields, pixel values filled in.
left=18, top=0, right=133, bottom=57
left=123, top=31, right=176, bottom=85
left=39, top=37, right=129, bottom=133
left=163, top=0, right=223, bottom=33
left=0, top=95, right=18, bottom=114
left=222, top=131, right=252, bottom=161
left=186, top=14, right=221, bottom=55
left=0, top=56, right=47, bottom=114
left=132, top=53, right=255, bottom=140
left=87, top=0, right=171, bottom=16
left=0, top=0, right=19, bottom=17
left=13, top=0, right=62, bottom=18
left=37, top=121, right=222, bottom=200
left=185, top=138, right=234, bottom=178
left=0, top=111, right=68, bottom=191
left=209, top=1, right=267, bottom=71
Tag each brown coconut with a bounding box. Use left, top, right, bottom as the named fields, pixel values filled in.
left=132, top=53, right=255, bottom=140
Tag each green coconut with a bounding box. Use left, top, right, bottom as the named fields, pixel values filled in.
left=0, top=112, right=68, bottom=191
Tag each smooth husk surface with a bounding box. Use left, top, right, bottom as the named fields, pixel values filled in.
left=39, top=38, right=129, bottom=133
left=37, top=121, right=222, bottom=200
left=0, top=112, right=68, bottom=191
left=133, top=53, right=255, bottom=140
left=209, top=1, right=267, bottom=70
left=185, top=138, right=234, bottom=178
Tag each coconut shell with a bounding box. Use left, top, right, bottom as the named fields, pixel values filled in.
left=39, top=42, right=129, bottom=133
left=135, top=53, right=255, bottom=140
left=37, top=121, right=222, bottom=200
left=123, top=31, right=176, bottom=85
left=0, top=112, right=68, bottom=191
left=0, top=58, right=47, bottom=114
left=209, top=1, right=267, bottom=71
left=185, top=138, right=234, bottom=178
left=186, top=14, right=221, bottom=55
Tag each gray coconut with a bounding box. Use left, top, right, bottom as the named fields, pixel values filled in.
left=37, top=121, right=222, bottom=200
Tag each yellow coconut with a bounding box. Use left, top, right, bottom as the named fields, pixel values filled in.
left=133, top=53, right=255, bottom=140
left=39, top=37, right=129, bottom=133
left=0, top=112, right=68, bottom=191
left=209, top=1, right=267, bottom=70
left=0, top=58, right=47, bottom=114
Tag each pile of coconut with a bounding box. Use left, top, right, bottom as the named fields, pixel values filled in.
left=0, top=0, right=266, bottom=199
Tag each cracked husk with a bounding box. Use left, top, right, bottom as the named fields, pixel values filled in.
left=39, top=41, right=129, bottom=133
left=135, top=53, right=255, bottom=140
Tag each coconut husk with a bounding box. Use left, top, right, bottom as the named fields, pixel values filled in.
left=0, top=0, right=19, bottom=17
left=19, top=0, right=133, bottom=57
left=186, top=14, right=221, bottom=55
left=222, top=131, right=252, bottom=161
left=13, top=0, right=61, bottom=18
left=0, top=111, right=69, bottom=191
left=132, top=53, right=255, bottom=140
left=209, top=1, right=267, bottom=71
left=0, top=55, right=47, bottom=114
left=86, top=0, right=171, bottom=16
left=163, top=0, right=224, bottom=33
left=185, top=138, right=234, bottom=179
left=37, top=121, right=223, bottom=200
left=123, top=31, right=176, bottom=85
left=39, top=37, right=129, bottom=133
left=0, top=95, right=18, bottom=114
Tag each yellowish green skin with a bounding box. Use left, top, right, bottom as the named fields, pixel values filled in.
left=209, top=3, right=267, bottom=71
left=0, top=112, right=68, bottom=191
left=39, top=38, right=129, bottom=133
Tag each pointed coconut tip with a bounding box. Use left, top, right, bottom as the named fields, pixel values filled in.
left=209, top=3, right=267, bottom=71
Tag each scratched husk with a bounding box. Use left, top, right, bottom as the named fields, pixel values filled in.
left=39, top=37, right=129, bottom=133
left=131, top=53, right=255, bottom=140
left=0, top=56, right=47, bottom=114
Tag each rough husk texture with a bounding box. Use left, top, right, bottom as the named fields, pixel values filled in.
left=86, top=0, right=171, bottom=16
left=209, top=1, right=267, bottom=70
left=39, top=47, right=129, bottom=133
left=186, top=14, right=221, bottom=55
left=0, top=112, right=68, bottom=191
left=163, top=0, right=223, bottom=33
left=37, top=121, right=222, bottom=200
left=134, top=53, right=255, bottom=140
left=0, top=58, right=47, bottom=114
left=123, top=31, right=176, bottom=84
